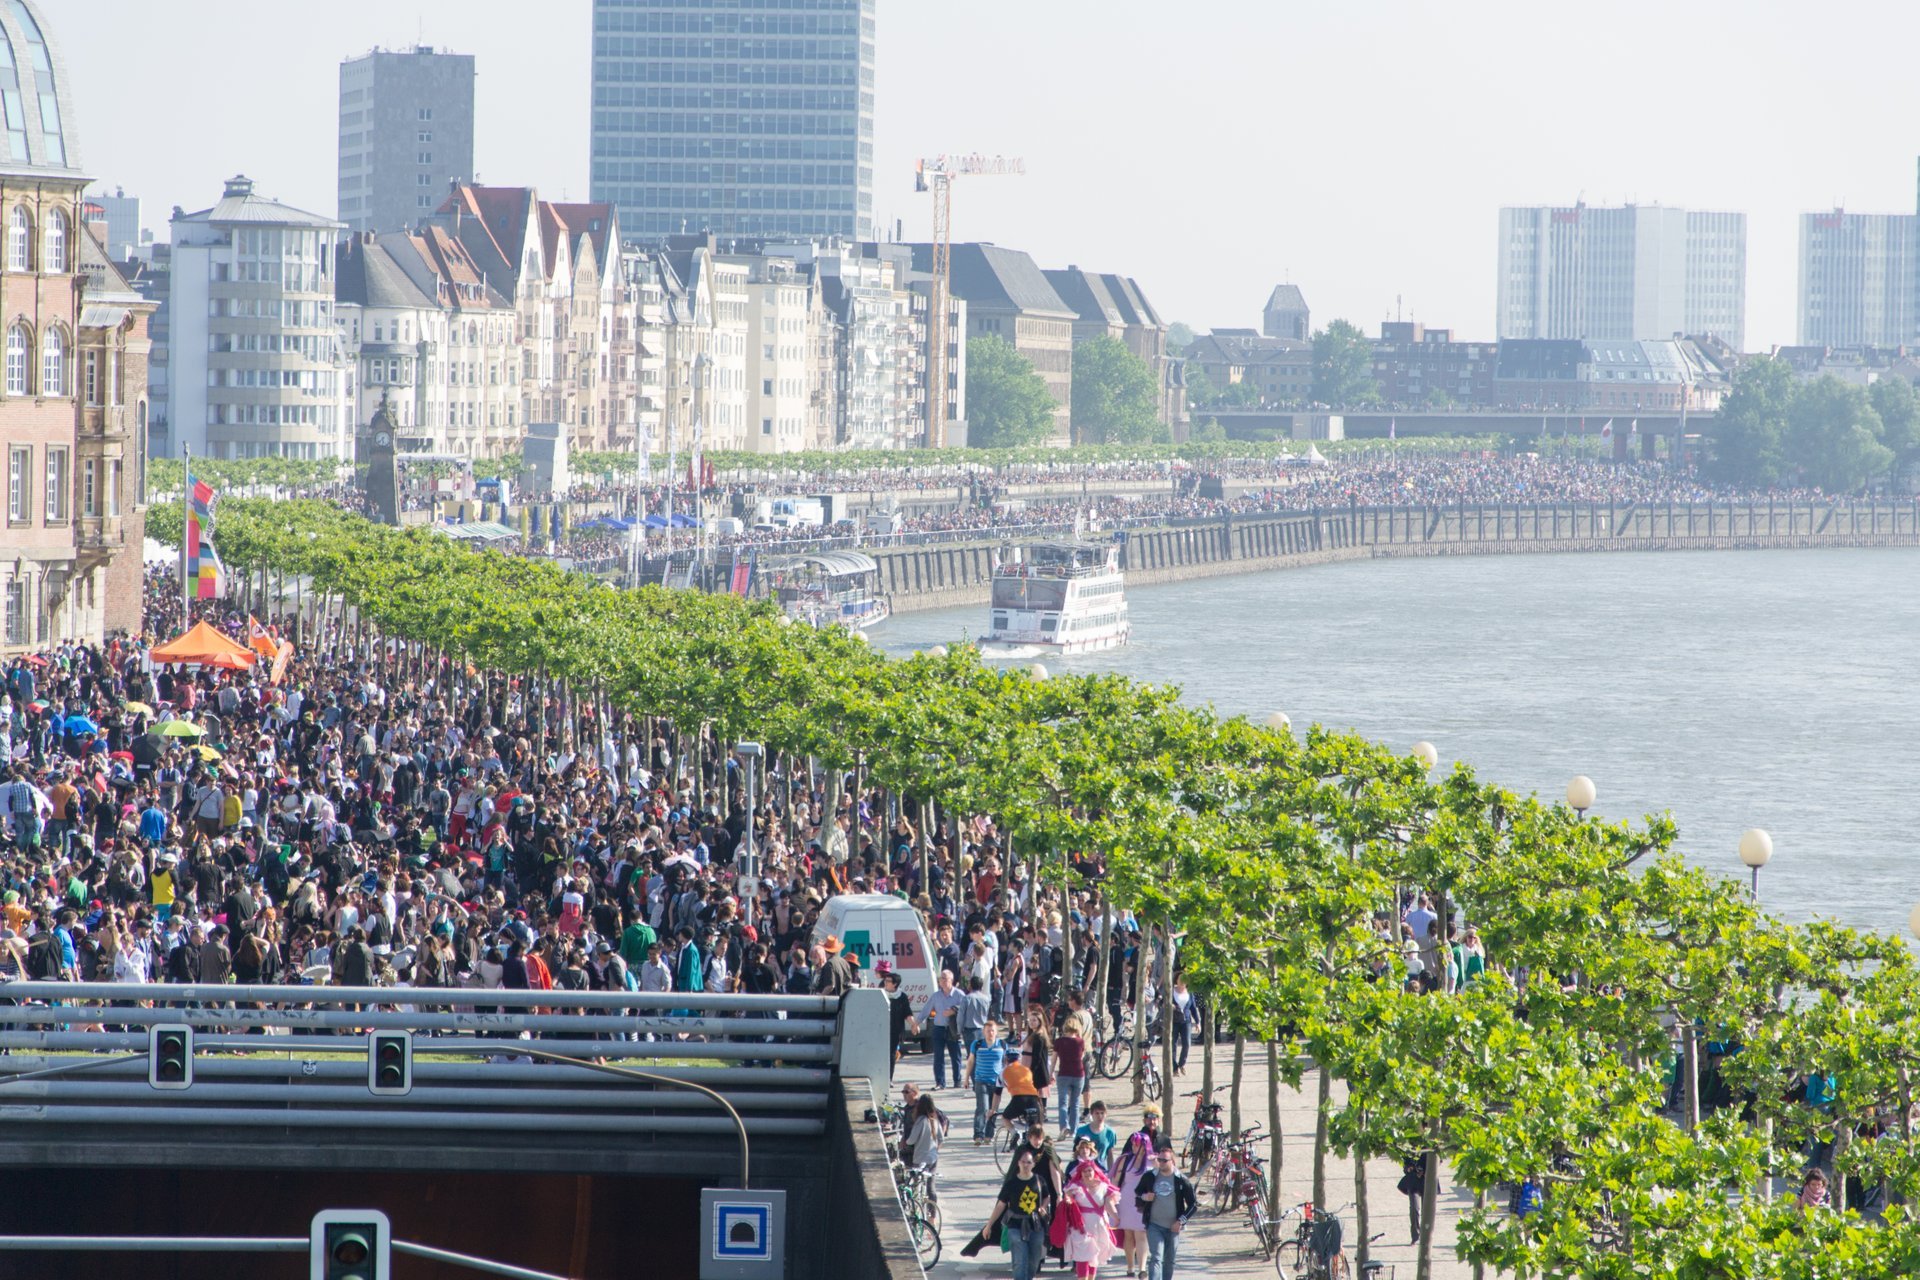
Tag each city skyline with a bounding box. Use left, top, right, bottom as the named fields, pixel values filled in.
left=65, top=0, right=1920, bottom=351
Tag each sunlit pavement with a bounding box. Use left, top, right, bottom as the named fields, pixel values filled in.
left=893, top=1046, right=1476, bottom=1279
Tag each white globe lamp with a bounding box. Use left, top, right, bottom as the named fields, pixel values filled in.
left=1738, top=828, right=1772, bottom=898
left=1566, top=775, right=1597, bottom=815
left=1411, top=741, right=1438, bottom=771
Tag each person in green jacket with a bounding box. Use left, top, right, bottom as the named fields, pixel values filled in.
left=620, top=913, right=657, bottom=969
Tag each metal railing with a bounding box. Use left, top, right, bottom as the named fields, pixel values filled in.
left=0, top=982, right=843, bottom=1141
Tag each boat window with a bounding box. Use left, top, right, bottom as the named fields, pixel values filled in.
left=993, top=614, right=1008, bottom=628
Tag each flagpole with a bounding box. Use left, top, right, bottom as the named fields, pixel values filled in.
left=181, top=444, right=192, bottom=626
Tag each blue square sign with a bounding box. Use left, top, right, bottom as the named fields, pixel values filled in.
left=714, top=1204, right=771, bottom=1261
left=701, top=1187, right=784, bottom=1279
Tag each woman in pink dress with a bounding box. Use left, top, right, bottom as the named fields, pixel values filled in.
left=1053, top=1157, right=1120, bottom=1277
left=1108, top=1131, right=1155, bottom=1275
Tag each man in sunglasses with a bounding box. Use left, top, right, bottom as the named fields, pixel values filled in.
left=1132, top=1143, right=1196, bottom=1280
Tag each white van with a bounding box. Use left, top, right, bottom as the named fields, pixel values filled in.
left=812, top=893, right=935, bottom=1017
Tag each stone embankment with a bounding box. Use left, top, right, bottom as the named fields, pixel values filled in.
left=876, top=498, right=1920, bottom=612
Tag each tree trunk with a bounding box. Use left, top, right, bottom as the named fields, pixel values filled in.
left=1230, top=1033, right=1244, bottom=1136
left=1313, top=1063, right=1332, bottom=1210
left=1201, top=999, right=1215, bottom=1103
left=1266, top=1039, right=1283, bottom=1218
left=1355, top=1146, right=1372, bottom=1271
left=1417, top=1149, right=1439, bottom=1280
left=1161, top=925, right=1176, bottom=1121
left=1682, top=1023, right=1701, bottom=1130
left=1095, top=896, right=1114, bottom=1042
left=1470, top=1188, right=1485, bottom=1280
left=1129, top=928, right=1150, bottom=1106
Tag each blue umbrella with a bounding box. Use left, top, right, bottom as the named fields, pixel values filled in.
left=64, top=715, right=99, bottom=736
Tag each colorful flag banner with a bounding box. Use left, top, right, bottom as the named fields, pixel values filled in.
left=185, top=477, right=227, bottom=600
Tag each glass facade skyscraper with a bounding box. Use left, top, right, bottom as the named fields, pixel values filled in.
left=589, top=0, right=875, bottom=243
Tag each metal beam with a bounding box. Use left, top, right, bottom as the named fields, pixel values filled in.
left=0, top=1080, right=827, bottom=1112
left=1, top=980, right=836, bottom=1014
left=0, top=1031, right=835, bottom=1061
left=0, top=1103, right=823, bottom=1137
left=0, top=1236, right=306, bottom=1252
left=0, top=1003, right=836, bottom=1038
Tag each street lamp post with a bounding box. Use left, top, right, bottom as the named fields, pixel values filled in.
left=1265, top=711, right=1291, bottom=734
left=1737, top=828, right=1772, bottom=899
left=1566, top=775, right=1597, bottom=817
left=736, top=741, right=763, bottom=925
left=1411, top=740, right=1438, bottom=771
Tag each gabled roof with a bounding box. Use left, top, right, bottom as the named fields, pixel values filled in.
left=434, top=183, right=540, bottom=294
left=336, top=235, right=438, bottom=310
left=550, top=201, right=617, bottom=273
left=909, top=242, right=1074, bottom=318
left=1043, top=267, right=1123, bottom=328
left=1101, top=274, right=1161, bottom=329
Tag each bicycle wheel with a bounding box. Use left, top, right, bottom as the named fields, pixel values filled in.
left=1142, top=1058, right=1163, bottom=1103
left=992, top=1124, right=1014, bottom=1173
left=1273, top=1237, right=1305, bottom=1279
left=1210, top=1163, right=1234, bottom=1215
left=910, top=1213, right=942, bottom=1270
left=1099, top=1035, right=1133, bottom=1079
left=1248, top=1203, right=1274, bottom=1257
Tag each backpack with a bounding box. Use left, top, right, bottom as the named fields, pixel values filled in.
left=27, top=934, right=63, bottom=980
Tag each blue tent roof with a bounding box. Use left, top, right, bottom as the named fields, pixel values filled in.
left=669, top=513, right=700, bottom=528
left=643, top=514, right=669, bottom=529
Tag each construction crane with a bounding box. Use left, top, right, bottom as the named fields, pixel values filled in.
left=915, top=154, right=1025, bottom=448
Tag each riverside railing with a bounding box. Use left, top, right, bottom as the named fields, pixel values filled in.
left=0, top=983, right=847, bottom=1141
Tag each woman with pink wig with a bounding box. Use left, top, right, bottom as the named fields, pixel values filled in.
left=1051, top=1154, right=1121, bottom=1277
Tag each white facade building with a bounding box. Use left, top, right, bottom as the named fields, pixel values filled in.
left=742, top=256, right=819, bottom=454
left=1798, top=209, right=1918, bottom=348
left=169, top=176, right=350, bottom=459
left=1498, top=203, right=1747, bottom=350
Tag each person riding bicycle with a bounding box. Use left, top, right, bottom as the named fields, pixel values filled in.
left=999, top=1046, right=1044, bottom=1133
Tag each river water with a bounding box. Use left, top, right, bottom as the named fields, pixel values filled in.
left=871, top=547, right=1920, bottom=937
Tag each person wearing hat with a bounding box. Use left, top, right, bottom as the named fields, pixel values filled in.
left=810, top=935, right=855, bottom=998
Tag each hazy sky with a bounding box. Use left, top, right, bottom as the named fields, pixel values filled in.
left=69, top=0, right=1920, bottom=350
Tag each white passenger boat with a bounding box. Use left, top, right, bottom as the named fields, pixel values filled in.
left=980, top=540, right=1131, bottom=658
left=769, top=552, right=892, bottom=631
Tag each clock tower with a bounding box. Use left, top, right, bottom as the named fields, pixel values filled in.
left=365, top=394, right=400, bottom=526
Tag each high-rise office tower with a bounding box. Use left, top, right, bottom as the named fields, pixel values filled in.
left=1797, top=208, right=1918, bottom=348
left=589, top=0, right=875, bottom=242
left=1498, top=203, right=1747, bottom=350
left=338, top=46, right=476, bottom=233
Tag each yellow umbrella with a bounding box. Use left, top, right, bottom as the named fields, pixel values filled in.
left=125, top=701, right=155, bottom=716
left=155, top=720, right=205, bottom=738
left=193, top=745, right=223, bottom=762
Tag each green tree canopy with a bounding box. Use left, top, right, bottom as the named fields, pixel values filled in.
left=1869, top=375, right=1920, bottom=472
left=1070, top=335, right=1167, bottom=445
left=1708, top=357, right=1796, bottom=487
left=1310, top=319, right=1379, bottom=406
left=963, top=335, right=1058, bottom=448
left=1183, top=361, right=1218, bottom=409
left=1165, top=321, right=1195, bottom=354
left=1787, top=375, right=1892, bottom=492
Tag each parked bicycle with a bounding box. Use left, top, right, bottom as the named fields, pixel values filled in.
left=1180, top=1090, right=1225, bottom=1175
left=896, top=1165, right=942, bottom=1270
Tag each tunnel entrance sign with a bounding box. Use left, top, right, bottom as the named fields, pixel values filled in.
left=700, top=1188, right=785, bottom=1279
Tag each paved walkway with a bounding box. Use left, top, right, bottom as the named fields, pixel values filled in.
left=898, top=1042, right=1478, bottom=1280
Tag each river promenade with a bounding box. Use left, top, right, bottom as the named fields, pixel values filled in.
left=897, top=1047, right=1475, bottom=1280
left=875, top=497, right=1920, bottom=612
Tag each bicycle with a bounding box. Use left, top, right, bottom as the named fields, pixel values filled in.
left=1208, top=1126, right=1265, bottom=1215
left=1273, top=1202, right=1382, bottom=1280
left=1180, top=1091, right=1226, bottom=1176
left=896, top=1165, right=943, bottom=1269
left=993, top=1100, right=1042, bottom=1173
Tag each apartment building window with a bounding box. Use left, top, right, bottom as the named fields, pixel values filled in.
left=417, top=130, right=432, bottom=143
left=108, top=460, right=121, bottom=517
left=41, top=327, right=64, bottom=396
left=43, top=208, right=66, bottom=273
left=6, top=205, right=28, bottom=271
left=418, top=152, right=432, bottom=164
left=4, top=324, right=25, bottom=395
left=81, top=457, right=96, bottom=517
left=7, top=445, right=26, bottom=522
left=83, top=349, right=100, bottom=405
left=417, top=107, right=432, bottom=121
left=417, top=173, right=432, bottom=187
left=4, top=579, right=26, bottom=646
left=44, top=446, right=67, bottom=521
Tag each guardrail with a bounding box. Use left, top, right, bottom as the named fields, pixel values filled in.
left=0, top=983, right=845, bottom=1141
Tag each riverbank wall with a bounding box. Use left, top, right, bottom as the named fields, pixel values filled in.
left=876, top=498, right=1920, bottom=613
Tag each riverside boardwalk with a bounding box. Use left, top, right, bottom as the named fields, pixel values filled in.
left=898, top=1052, right=1475, bottom=1280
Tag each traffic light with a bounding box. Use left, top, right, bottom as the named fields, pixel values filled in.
left=148, top=1023, right=193, bottom=1090
left=309, top=1209, right=390, bottom=1280
left=367, top=1029, right=411, bottom=1096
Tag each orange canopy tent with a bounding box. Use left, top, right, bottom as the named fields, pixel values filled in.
left=149, top=621, right=256, bottom=670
